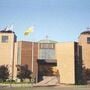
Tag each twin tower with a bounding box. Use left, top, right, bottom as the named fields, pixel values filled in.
left=0, top=29, right=90, bottom=84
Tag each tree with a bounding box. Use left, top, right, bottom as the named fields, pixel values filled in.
left=85, top=68, right=90, bottom=80
left=0, top=65, right=9, bottom=82
left=16, top=64, right=32, bottom=82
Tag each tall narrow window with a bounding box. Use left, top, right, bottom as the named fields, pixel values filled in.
left=87, top=37, right=90, bottom=43
left=2, top=36, right=8, bottom=43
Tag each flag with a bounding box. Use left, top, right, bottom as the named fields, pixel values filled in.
left=24, top=26, right=34, bottom=35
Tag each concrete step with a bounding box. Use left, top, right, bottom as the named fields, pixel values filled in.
left=36, top=76, right=59, bottom=86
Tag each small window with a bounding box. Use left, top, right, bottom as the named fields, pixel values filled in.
left=87, top=37, right=90, bottom=43
left=2, top=36, right=8, bottom=43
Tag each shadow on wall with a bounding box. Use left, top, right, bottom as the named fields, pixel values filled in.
left=75, top=45, right=87, bottom=85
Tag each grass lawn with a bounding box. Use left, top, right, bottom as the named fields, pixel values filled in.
left=0, top=86, right=90, bottom=90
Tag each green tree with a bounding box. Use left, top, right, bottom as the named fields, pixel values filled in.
left=16, top=64, right=32, bottom=82
left=0, top=65, right=9, bottom=82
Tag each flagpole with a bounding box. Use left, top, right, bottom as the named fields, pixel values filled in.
left=24, top=26, right=36, bottom=82
left=24, top=26, right=34, bottom=72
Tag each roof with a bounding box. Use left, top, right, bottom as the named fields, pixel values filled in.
left=81, top=31, right=90, bottom=35
left=38, top=39, right=57, bottom=43
left=0, top=30, right=15, bottom=33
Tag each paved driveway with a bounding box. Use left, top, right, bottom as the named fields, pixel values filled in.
left=0, top=85, right=90, bottom=90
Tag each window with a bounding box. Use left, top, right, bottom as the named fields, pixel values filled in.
left=40, top=43, right=54, bottom=49
left=2, top=36, right=8, bottom=43
left=87, top=37, right=90, bottom=43
left=39, top=49, right=56, bottom=59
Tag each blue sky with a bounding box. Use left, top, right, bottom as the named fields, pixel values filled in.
left=0, top=0, right=90, bottom=42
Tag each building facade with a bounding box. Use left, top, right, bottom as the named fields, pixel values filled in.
left=37, top=39, right=57, bottom=81
left=0, top=29, right=90, bottom=84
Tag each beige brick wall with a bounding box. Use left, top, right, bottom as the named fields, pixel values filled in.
left=79, top=34, right=90, bottom=69
left=56, top=42, right=75, bottom=84
left=0, top=33, right=16, bottom=79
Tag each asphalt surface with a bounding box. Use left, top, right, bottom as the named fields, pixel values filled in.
left=0, top=85, right=90, bottom=90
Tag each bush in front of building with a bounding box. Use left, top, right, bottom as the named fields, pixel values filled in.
left=0, top=65, right=9, bottom=82
left=16, top=64, right=32, bottom=82
left=85, top=68, right=90, bottom=80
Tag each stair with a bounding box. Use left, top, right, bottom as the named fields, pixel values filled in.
left=36, top=76, right=59, bottom=86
